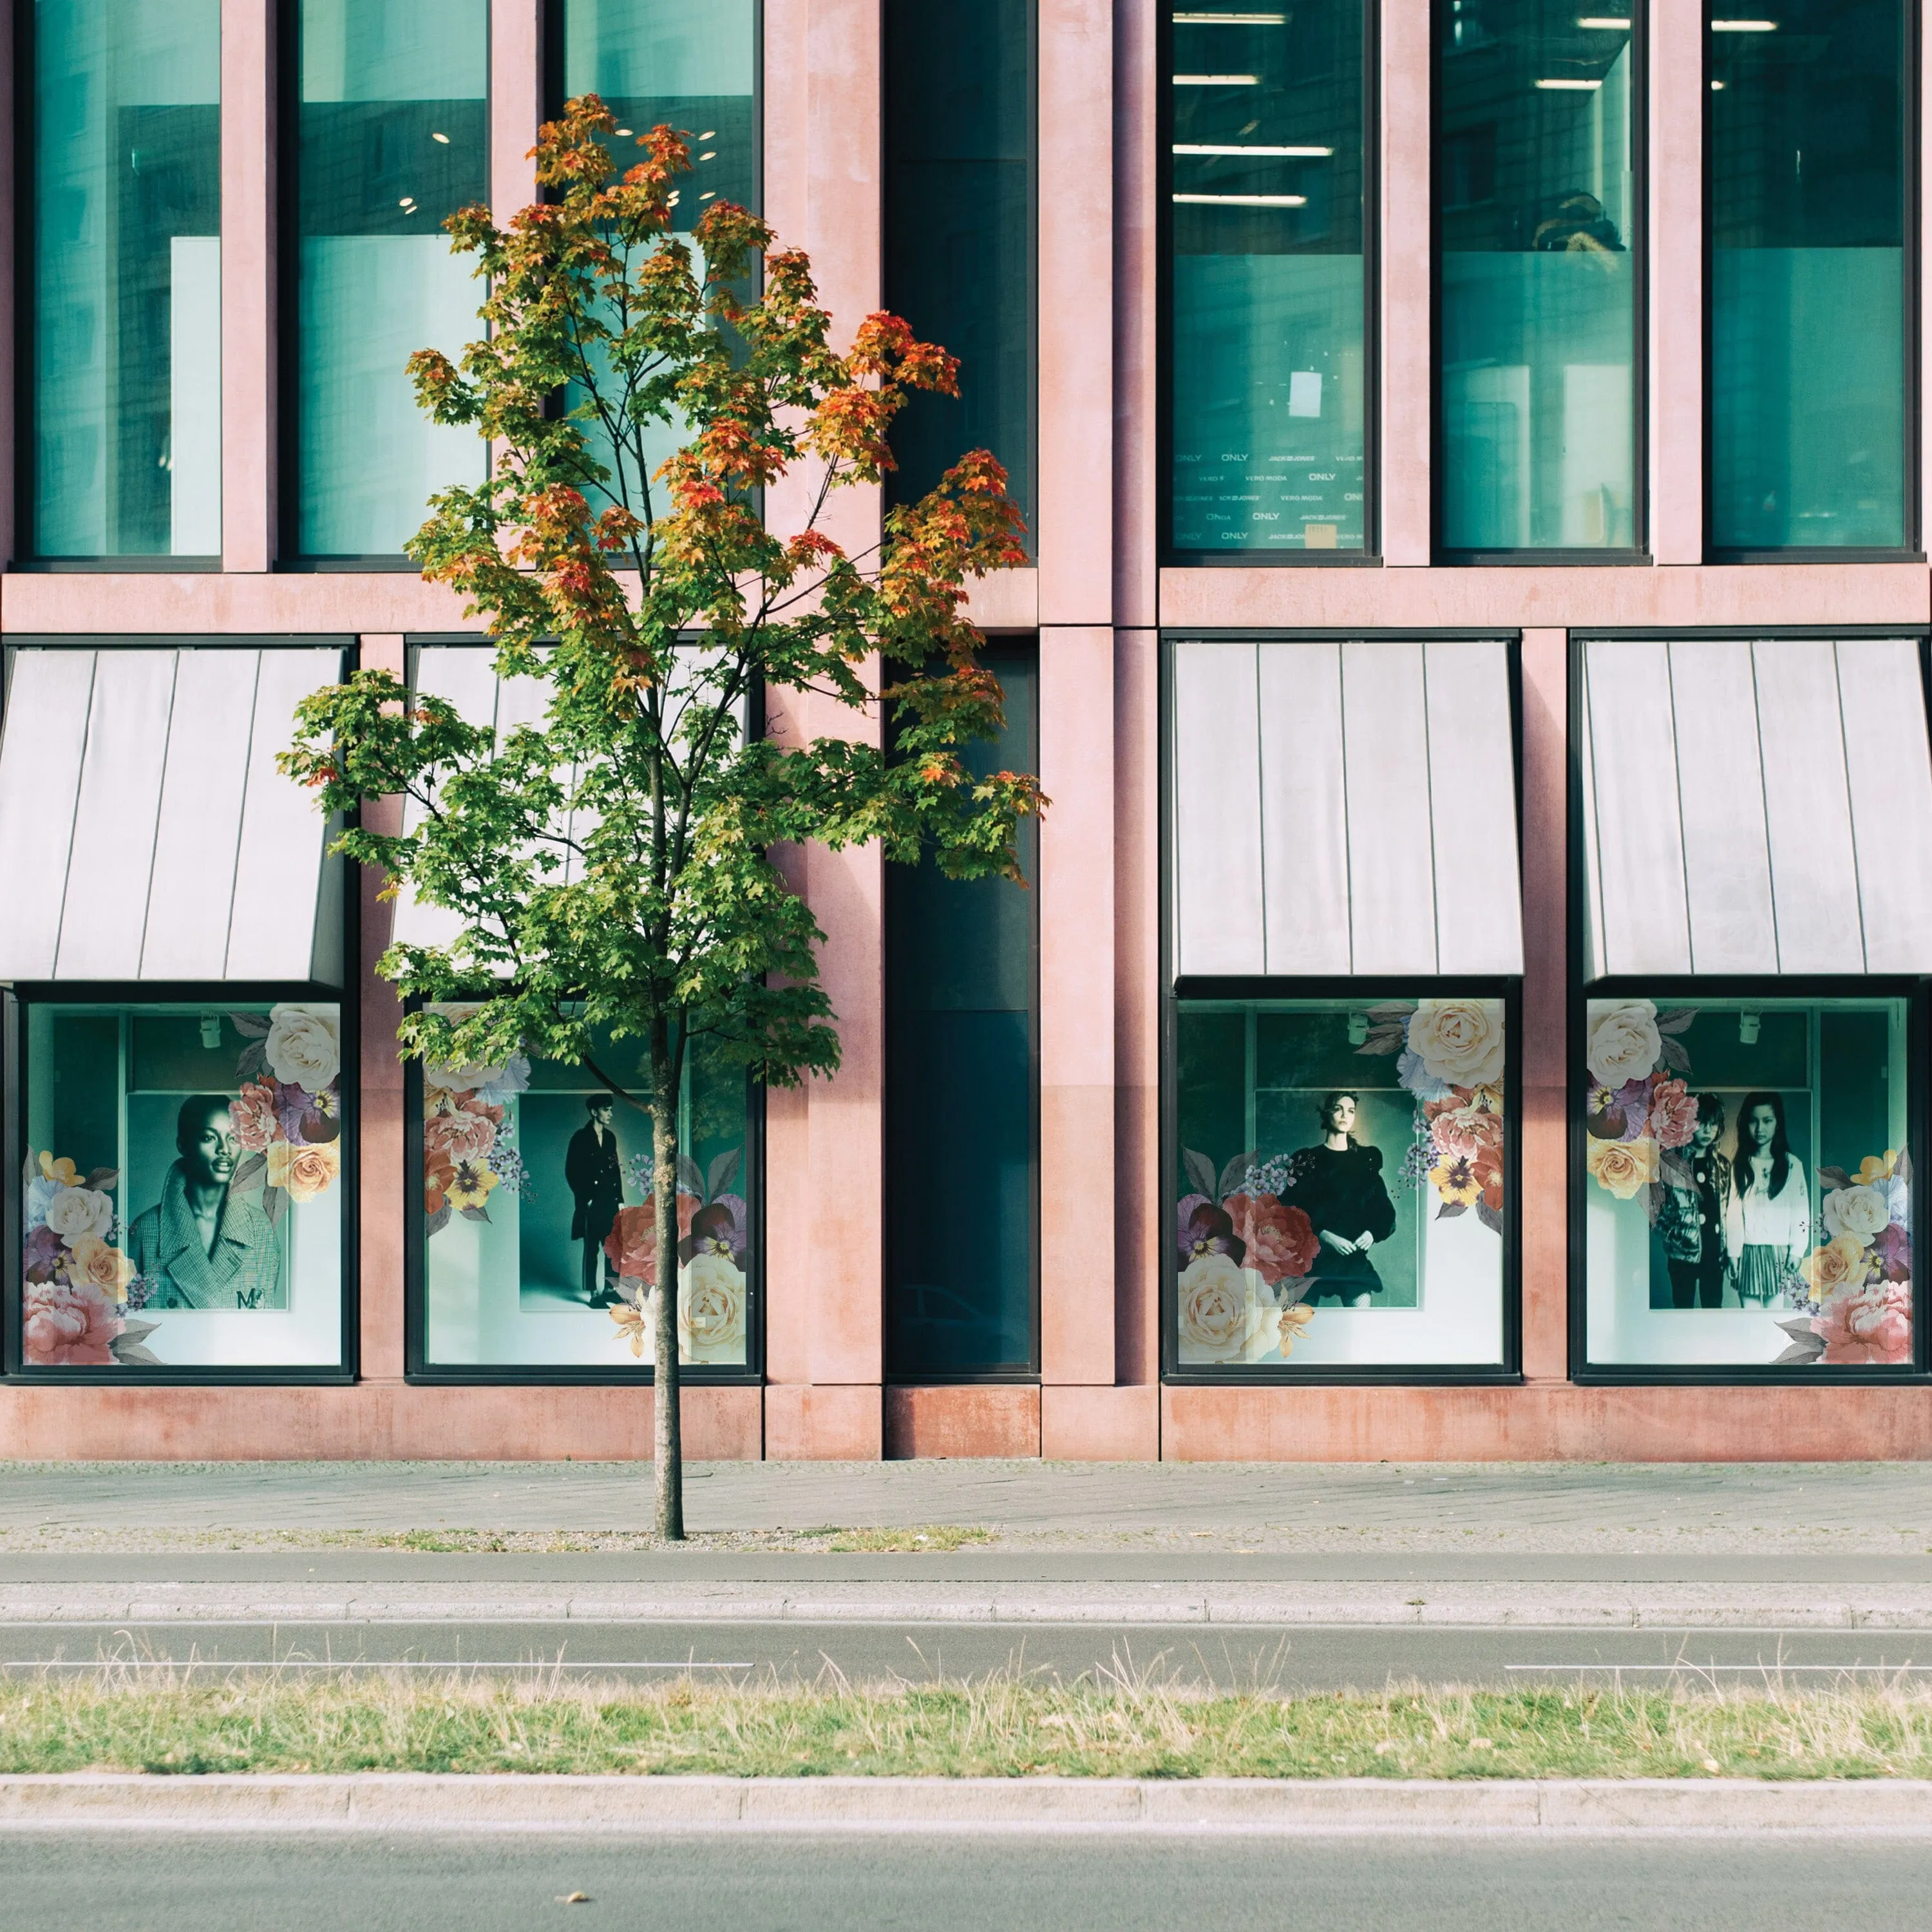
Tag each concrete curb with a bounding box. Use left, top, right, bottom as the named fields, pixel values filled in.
left=6, top=1585, right=1932, bottom=1629
left=1, top=1773, right=1929, bottom=1833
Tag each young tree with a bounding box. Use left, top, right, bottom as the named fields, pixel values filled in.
left=282, top=99, right=1039, bottom=1538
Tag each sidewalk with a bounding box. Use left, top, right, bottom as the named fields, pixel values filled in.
left=5, top=1461, right=1931, bottom=1629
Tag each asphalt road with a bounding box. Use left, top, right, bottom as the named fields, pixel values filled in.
left=8, top=1618, right=1932, bottom=1689
left=5, top=1830, right=1931, bottom=1931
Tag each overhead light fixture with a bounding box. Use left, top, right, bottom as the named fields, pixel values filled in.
left=1173, top=142, right=1334, bottom=156
left=398, top=196, right=416, bottom=209
left=1347, top=1011, right=1369, bottom=1046
left=430, top=130, right=450, bottom=144
left=1173, top=10, right=1288, bottom=21
left=699, top=150, right=716, bottom=161
left=1173, top=191, right=1306, bottom=205
left=699, top=130, right=715, bottom=140
left=1739, top=1011, right=1761, bottom=1045
left=615, top=126, right=634, bottom=137
left=1535, top=76, right=1602, bottom=88
left=200, top=1015, right=222, bottom=1050
left=1710, top=77, right=1726, bottom=87
left=1173, top=72, right=1260, bottom=83
left=1576, top=14, right=1631, bottom=24
left=1709, top=17, right=1777, bottom=27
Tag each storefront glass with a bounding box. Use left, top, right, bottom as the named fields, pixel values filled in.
left=294, top=0, right=489, bottom=555
left=884, top=0, right=1034, bottom=529
left=1168, top=0, right=1368, bottom=554
left=1173, top=996, right=1510, bottom=1368
left=19, top=1002, right=346, bottom=1370
left=31, top=0, right=222, bottom=558
left=419, top=1011, right=755, bottom=1371
left=1435, top=0, right=1636, bottom=551
left=1707, top=0, right=1907, bottom=551
left=1581, top=994, right=1915, bottom=1368
left=558, top=0, right=757, bottom=516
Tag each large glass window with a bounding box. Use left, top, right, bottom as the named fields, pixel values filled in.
left=30, top=0, right=221, bottom=559
left=1173, top=996, right=1510, bottom=1369
left=884, top=0, right=1034, bottom=529
left=418, top=1012, right=755, bottom=1372
left=17, top=1002, right=347, bottom=1371
left=885, top=645, right=1038, bottom=1378
left=292, top=0, right=489, bottom=556
left=1581, top=994, right=1916, bottom=1369
left=1435, top=0, right=1636, bottom=551
left=1168, top=1, right=1368, bottom=554
left=1708, top=0, right=1908, bottom=552
left=556, top=0, right=757, bottom=513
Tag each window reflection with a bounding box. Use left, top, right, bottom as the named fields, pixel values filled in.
left=1168, top=2, right=1367, bottom=553
left=1435, top=0, right=1636, bottom=551
left=1708, top=0, right=1907, bottom=551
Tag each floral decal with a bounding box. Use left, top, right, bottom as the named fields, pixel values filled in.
left=226, top=1005, right=343, bottom=1231
left=21, top=1151, right=158, bottom=1367
left=420, top=1048, right=530, bottom=1236
left=608, top=1146, right=749, bottom=1365
left=1779, top=1149, right=1914, bottom=1367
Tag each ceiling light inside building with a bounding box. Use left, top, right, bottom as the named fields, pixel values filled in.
left=1534, top=76, right=1602, bottom=88
left=1173, top=73, right=1260, bottom=83
left=1173, top=142, right=1334, bottom=155
left=1173, top=12, right=1288, bottom=22
left=1173, top=191, right=1307, bottom=205
left=1710, top=17, right=1777, bottom=27
left=1576, top=15, right=1630, bottom=26
left=430, top=130, right=450, bottom=144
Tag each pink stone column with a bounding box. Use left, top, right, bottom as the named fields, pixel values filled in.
left=1518, top=628, right=1569, bottom=1381
left=491, top=0, right=542, bottom=219
left=1380, top=0, right=1431, bottom=565
left=222, top=0, right=276, bottom=573
left=1650, top=0, right=1703, bottom=564
left=0, top=0, right=17, bottom=567
left=761, top=0, right=886, bottom=1460
left=357, top=636, right=408, bottom=1381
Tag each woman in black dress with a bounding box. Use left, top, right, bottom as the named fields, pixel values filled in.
left=1282, top=1090, right=1397, bottom=1308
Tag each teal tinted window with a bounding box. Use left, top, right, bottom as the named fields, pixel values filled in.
left=1708, top=0, right=1908, bottom=551
left=293, top=0, right=489, bottom=556
left=419, top=1014, right=755, bottom=1371
left=557, top=0, right=758, bottom=520
left=884, top=0, right=1035, bottom=531
left=1175, top=997, right=1510, bottom=1368
left=1168, top=1, right=1367, bottom=554
left=1582, top=995, right=1915, bottom=1367
left=1435, top=0, right=1636, bottom=551
left=31, top=0, right=220, bottom=558
left=885, top=646, right=1038, bottom=1377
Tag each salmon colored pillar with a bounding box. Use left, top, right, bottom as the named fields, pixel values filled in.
left=491, top=1, right=542, bottom=219
left=1519, top=629, right=1569, bottom=1381
left=1380, top=0, right=1430, bottom=565
left=1651, top=0, right=1702, bottom=565
left=761, top=0, right=886, bottom=1459
left=357, top=636, right=408, bottom=1382
left=222, top=0, right=276, bottom=573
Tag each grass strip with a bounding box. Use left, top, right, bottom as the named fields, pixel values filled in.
left=4, top=1674, right=1932, bottom=1779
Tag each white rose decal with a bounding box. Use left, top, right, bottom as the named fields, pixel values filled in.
left=678, top=1251, right=748, bottom=1363
left=1823, top=1184, right=1891, bottom=1247
left=264, top=1003, right=341, bottom=1090
left=1585, top=1000, right=1662, bottom=1087
left=1406, top=999, right=1506, bottom=1089
left=1178, top=1252, right=1253, bottom=1362
left=44, top=1186, right=113, bottom=1243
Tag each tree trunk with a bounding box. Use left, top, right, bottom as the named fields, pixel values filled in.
left=650, top=1012, right=685, bottom=1540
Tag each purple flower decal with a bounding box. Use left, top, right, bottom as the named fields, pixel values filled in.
left=23, top=1223, right=62, bottom=1283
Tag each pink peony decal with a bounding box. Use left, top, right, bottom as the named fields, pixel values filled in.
left=231, top=1082, right=280, bottom=1155
left=1226, top=1192, right=1318, bottom=1286
left=1815, top=1279, right=1913, bottom=1366
left=1645, top=1076, right=1699, bottom=1150
left=23, top=1279, right=124, bottom=1366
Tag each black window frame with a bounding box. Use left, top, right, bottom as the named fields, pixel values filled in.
left=1158, top=0, right=1383, bottom=567
left=1701, top=0, right=1923, bottom=564
left=2, top=978, right=361, bottom=1385
left=1430, top=0, right=1651, bottom=565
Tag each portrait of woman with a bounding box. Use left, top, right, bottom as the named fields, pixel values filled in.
left=126, top=1094, right=281, bottom=1311
left=1724, top=1090, right=1809, bottom=1307
left=1280, top=1090, right=1398, bottom=1308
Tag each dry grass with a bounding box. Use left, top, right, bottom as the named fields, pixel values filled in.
left=5, top=1664, right=1932, bottom=1779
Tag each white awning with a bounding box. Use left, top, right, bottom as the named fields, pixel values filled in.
left=1170, top=638, right=1524, bottom=978
left=1580, top=635, right=1932, bottom=980
left=0, top=646, right=345, bottom=984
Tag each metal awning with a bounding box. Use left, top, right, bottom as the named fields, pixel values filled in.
left=0, top=645, right=345, bottom=985
left=1579, top=636, right=1932, bottom=979
left=1170, top=638, right=1524, bottom=978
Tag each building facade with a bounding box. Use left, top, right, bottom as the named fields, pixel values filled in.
left=3, top=0, right=1932, bottom=1461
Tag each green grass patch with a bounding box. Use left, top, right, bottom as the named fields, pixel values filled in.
left=4, top=1674, right=1932, bottom=1779
left=823, top=1525, right=993, bottom=1553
